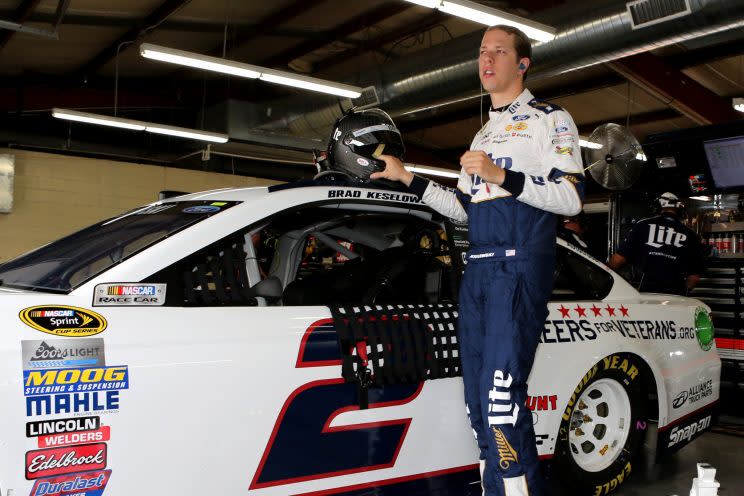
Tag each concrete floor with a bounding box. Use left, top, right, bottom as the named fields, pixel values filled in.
left=615, top=423, right=744, bottom=495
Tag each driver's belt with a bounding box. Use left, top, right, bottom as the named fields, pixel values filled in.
left=331, top=303, right=460, bottom=408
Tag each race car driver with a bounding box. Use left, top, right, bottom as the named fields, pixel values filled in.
left=370, top=25, right=584, bottom=496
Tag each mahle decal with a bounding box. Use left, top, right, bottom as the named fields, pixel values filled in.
left=20, top=306, right=107, bottom=337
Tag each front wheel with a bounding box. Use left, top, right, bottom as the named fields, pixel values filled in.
left=554, top=353, right=649, bottom=496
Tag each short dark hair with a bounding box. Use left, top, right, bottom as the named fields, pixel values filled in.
left=486, top=25, right=532, bottom=79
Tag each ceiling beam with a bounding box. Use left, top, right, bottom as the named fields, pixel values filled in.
left=258, top=2, right=413, bottom=69
left=577, top=108, right=681, bottom=136
left=205, top=0, right=326, bottom=58
left=607, top=52, right=741, bottom=125
left=72, top=0, right=192, bottom=79
left=0, top=0, right=43, bottom=50
left=666, top=37, right=744, bottom=69
left=313, top=11, right=447, bottom=72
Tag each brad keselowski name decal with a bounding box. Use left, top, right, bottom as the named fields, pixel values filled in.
left=540, top=305, right=691, bottom=343
left=327, top=189, right=421, bottom=203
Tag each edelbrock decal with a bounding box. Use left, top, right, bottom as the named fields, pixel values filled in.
left=25, top=443, right=107, bottom=479
left=93, top=283, right=166, bottom=306
left=21, top=339, right=105, bottom=369
left=20, top=306, right=107, bottom=337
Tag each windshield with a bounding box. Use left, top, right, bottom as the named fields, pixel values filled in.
left=0, top=200, right=239, bottom=293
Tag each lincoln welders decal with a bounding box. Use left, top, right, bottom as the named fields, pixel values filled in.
left=25, top=443, right=107, bottom=479
left=38, top=426, right=111, bottom=449
left=93, top=283, right=166, bottom=306
left=21, top=339, right=105, bottom=369
left=20, top=306, right=107, bottom=337
left=27, top=417, right=101, bottom=438
left=29, top=469, right=112, bottom=496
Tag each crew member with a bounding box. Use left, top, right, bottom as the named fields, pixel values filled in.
left=371, top=25, right=584, bottom=496
left=558, top=213, right=588, bottom=250
left=609, top=192, right=704, bottom=295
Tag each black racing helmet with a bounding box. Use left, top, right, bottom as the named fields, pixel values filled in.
left=326, top=108, right=405, bottom=181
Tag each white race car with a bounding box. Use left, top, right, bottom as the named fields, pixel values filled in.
left=0, top=180, right=720, bottom=496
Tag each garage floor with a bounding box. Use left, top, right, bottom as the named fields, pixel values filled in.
left=614, top=417, right=744, bottom=495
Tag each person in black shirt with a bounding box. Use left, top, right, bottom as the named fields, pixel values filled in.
left=609, top=192, right=704, bottom=295
left=558, top=212, right=588, bottom=250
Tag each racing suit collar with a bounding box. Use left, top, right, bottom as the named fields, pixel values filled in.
left=488, top=89, right=534, bottom=119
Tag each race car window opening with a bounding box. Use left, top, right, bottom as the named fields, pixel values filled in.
left=0, top=201, right=237, bottom=293
left=144, top=206, right=456, bottom=307
left=552, top=245, right=614, bottom=301
left=280, top=211, right=456, bottom=307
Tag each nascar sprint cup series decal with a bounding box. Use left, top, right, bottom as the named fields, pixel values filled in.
left=20, top=306, right=107, bottom=337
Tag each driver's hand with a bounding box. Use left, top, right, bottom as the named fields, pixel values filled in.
left=370, top=155, right=414, bottom=186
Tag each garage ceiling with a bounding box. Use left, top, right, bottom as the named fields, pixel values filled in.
left=0, top=0, right=743, bottom=188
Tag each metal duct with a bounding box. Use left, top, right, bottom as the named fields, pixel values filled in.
left=266, top=0, right=744, bottom=140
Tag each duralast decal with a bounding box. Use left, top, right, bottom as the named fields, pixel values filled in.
left=20, top=306, right=107, bottom=337
left=26, top=443, right=107, bottom=479
left=93, top=283, right=166, bottom=306
left=21, top=339, right=105, bottom=369
left=29, top=469, right=112, bottom=496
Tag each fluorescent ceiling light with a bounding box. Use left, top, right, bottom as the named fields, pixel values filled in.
left=734, top=97, right=744, bottom=113
left=140, top=43, right=362, bottom=99
left=579, top=137, right=603, bottom=149
left=405, top=163, right=459, bottom=178
left=259, top=70, right=362, bottom=99
left=52, top=108, right=146, bottom=131
left=404, top=0, right=556, bottom=42
left=140, top=43, right=260, bottom=79
left=145, top=125, right=228, bottom=144
left=689, top=196, right=711, bottom=201
left=52, top=108, right=228, bottom=144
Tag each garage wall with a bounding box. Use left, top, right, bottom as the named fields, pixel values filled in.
left=0, top=149, right=281, bottom=263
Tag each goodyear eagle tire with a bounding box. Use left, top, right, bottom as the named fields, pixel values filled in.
left=554, top=353, right=648, bottom=496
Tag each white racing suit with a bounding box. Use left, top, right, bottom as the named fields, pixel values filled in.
left=407, top=89, right=585, bottom=496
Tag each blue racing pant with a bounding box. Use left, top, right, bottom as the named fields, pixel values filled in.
left=458, top=247, right=553, bottom=496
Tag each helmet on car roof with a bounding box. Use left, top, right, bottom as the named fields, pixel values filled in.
left=324, top=108, right=405, bottom=182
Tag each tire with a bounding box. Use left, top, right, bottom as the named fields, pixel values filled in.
left=554, top=353, right=648, bottom=496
